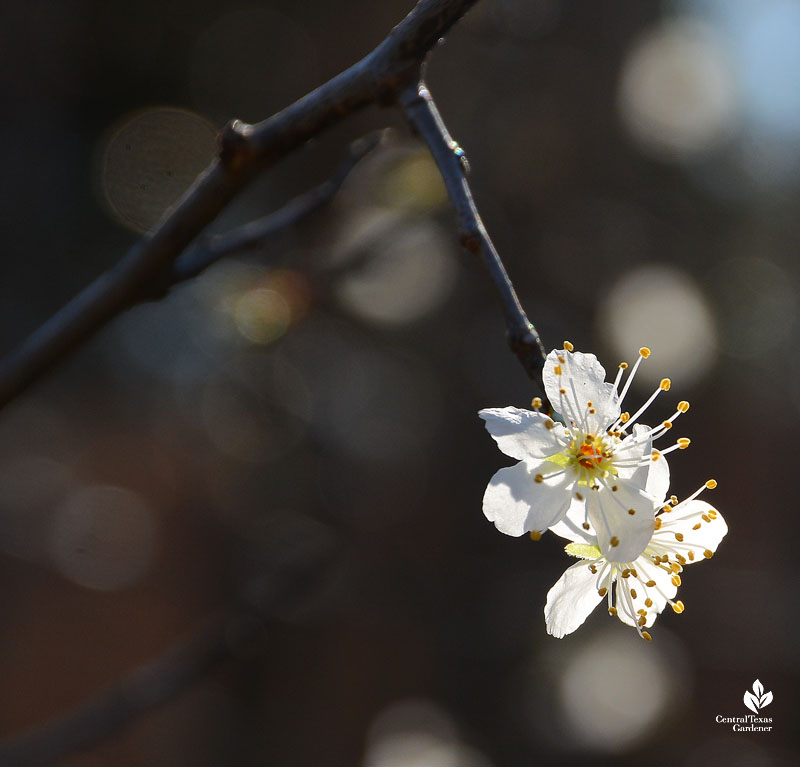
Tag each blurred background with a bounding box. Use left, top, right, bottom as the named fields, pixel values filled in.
left=0, top=0, right=796, bottom=764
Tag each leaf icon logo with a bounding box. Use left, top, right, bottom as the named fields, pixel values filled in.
left=743, top=679, right=772, bottom=713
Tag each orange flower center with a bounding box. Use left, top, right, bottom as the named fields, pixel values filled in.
left=578, top=443, right=603, bottom=469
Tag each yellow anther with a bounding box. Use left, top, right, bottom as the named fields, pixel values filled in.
left=708, top=510, right=718, bottom=519
left=642, top=631, right=653, bottom=641
left=558, top=355, right=565, bottom=364
left=563, top=341, right=574, bottom=351
left=639, top=347, right=651, bottom=359
left=646, top=580, right=656, bottom=587
left=610, top=536, right=619, bottom=547
left=637, top=608, right=647, bottom=616
left=575, top=492, right=583, bottom=501
left=621, top=569, right=631, bottom=578
left=703, top=549, right=713, bottom=559
left=671, top=575, right=682, bottom=587
left=608, top=606, right=618, bottom=616
left=651, top=450, right=661, bottom=462
left=706, top=479, right=717, bottom=489
left=676, top=554, right=686, bottom=565
left=678, top=438, right=691, bottom=449
left=535, top=474, right=543, bottom=483
left=553, top=365, right=562, bottom=375
left=670, top=495, right=678, bottom=505
left=619, top=362, right=629, bottom=370
left=611, top=485, right=618, bottom=492
left=662, top=504, right=673, bottom=513
left=582, top=522, right=590, bottom=530
left=662, top=420, right=673, bottom=429
left=531, top=397, right=542, bottom=409
left=675, top=532, right=684, bottom=542
left=620, top=412, right=630, bottom=423
left=589, top=408, right=596, bottom=414
left=631, top=569, right=638, bottom=578
left=671, top=600, right=685, bottom=614
left=677, top=400, right=690, bottom=413
left=559, top=388, right=566, bottom=395
left=688, top=551, right=695, bottom=561
left=545, top=421, right=554, bottom=430
left=628, top=508, right=636, bottom=515
left=645, top=597, right=653, bottom=608
left=670, top=562, right=681, bottom=573
left=530, top=530, right=542, bottom=541
left=638, top=615, right=647, bottom=627
left=654, top=517, right=663, bottom=530
left=701, top=514, right=710, bottom=523
left=598, top=587, right=607, bottom=597
left=630, top=588, right=638, bottom=599
left=659, top=378, right=671, bottom=391
left=589, top=564, right=597, bottom=574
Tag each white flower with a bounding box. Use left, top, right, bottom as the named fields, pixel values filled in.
left=544, top=480, right=727, bottom=639
left=480, top=344, right=689, bottom=559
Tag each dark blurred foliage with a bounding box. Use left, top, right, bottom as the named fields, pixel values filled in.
left=0, top=0, right=797, bottom=765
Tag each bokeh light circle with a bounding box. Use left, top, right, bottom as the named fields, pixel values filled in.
left=618, top=20, right=738, bottom=159
left=49, top=485, right=158, bottom=591
left=98, top=107, right=216, bottom=232
left=598, top=264, right=717, bottom=388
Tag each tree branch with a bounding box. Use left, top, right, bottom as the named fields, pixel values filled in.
left=0, top=0, right=479, bottom=411
left=0, top=3, right=553, bottom=762
left=161, top=131, right=384, bottom=291
left=398, top=78, right=547, bottom=389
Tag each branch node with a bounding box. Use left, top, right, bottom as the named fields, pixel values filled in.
left=378, top=66, right=422, bottom=106
left=449, top=140, right=470, bottom=174
left=219, top=119, right=255, bottom=171
left=458, top=231, right=481, bottom=254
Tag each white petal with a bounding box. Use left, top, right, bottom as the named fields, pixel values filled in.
left=656, top=501, right=728, bottom=564
left=587, top=479, right=656, bottom=563
left=614, top=556, right=677, bottom=628
left=613, top=424, right=663, bottom=487
left=620, top=427, right=670, bottom=501
left=478, top=407, right=567, bottom=462
left=549, top=495, right=597, bottom=543
left=544, top=560, right=604, bottom=638
left=482, top=462, right=572, bottom=537
left=645, top=450, right=670, bottom=502
left=543, top=349, right=620, bottom=433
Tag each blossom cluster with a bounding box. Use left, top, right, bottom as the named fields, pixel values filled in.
left=479, top=343, right=727, bottom=640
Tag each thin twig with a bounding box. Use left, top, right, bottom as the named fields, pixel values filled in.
left=0, top=0, right=479, bottom=411
left=398, top=78, right=548, bottom=389
left=162, top=131, right=384, bottom=291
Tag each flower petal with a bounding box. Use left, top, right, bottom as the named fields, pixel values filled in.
left=614, top=555, right=677, bottom=628
left=545, top=560, right=604, bottom=638
left=549, top=494, right=596, bottom=543
left=656, top=501, right=728, bottom=564
left=587, top=479, right=656, bottom=563
left=614, top=424, right=670, bottom=498
left=478, top=407, right=567, bottom=462
left=542, top=349, right=620, bottom=433
left=482, top=461, right=572, bottom=536
left=645, top=450, right=670, bottom=502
